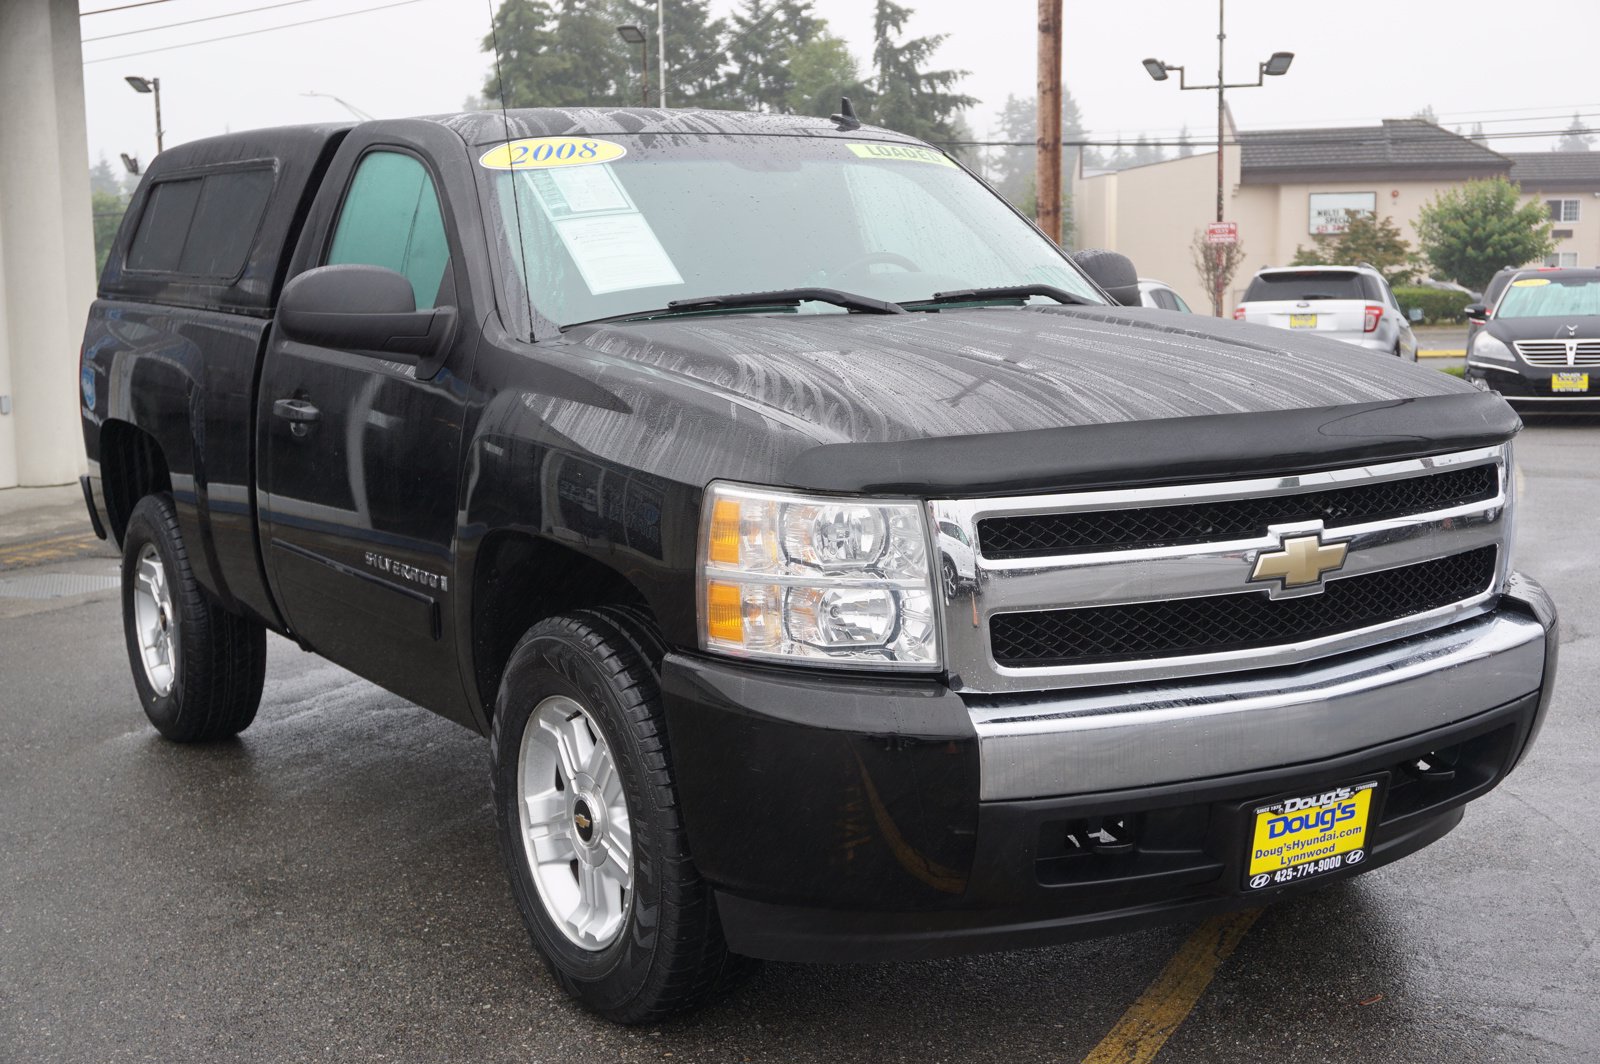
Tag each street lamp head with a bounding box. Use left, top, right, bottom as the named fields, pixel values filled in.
left=1263, top=51, right=1295, bottom=76
left=120, top=153, right=141, bottom=175
left=1141, top=58, right=1170, bottom=82
left=616, top=24, right=645, bottom=44
left=125, top=75, right=153, bottom=94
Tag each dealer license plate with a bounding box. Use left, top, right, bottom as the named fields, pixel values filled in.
left=1288, top=314, right=1317, bottom=329
left=1552, top=372, right=1590, bottom=393
left=1244, top=780, right=1378, bottom=891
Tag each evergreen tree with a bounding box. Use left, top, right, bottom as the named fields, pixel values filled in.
left=90, top=155, right=123, bottom=197
left=867, top=0, right=975, bottom=143
left=1557, top=113, right=1594, bottom=152
left=1176, top=125, right=1194, bottom=158
left=989, top=90, right=1088, bottom=207
left=615, top=0, right=728, bottom=107
left=1412, top=104, right=1438, bottom=123
left=482, top=0, right=627, bottom=108
left=1130, top=134, right=1164, bottom=167
left=720, top=0, right=823, bottom=112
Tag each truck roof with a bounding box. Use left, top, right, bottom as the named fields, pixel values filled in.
left=425, top=106, right=921, bottom=146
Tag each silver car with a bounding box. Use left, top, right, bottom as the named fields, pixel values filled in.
left=1233, top=263, right=1417, bottom=360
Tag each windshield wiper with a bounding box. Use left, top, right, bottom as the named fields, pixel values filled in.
left=902, top=284, right=1098, bottom=310
left=667, top=287, right=906, bottom=314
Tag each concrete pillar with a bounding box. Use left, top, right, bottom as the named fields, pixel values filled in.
left=0, top=0, right=95, bottom=489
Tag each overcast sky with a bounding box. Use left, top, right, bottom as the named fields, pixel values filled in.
left=81, top=0, right=1600, bottom=172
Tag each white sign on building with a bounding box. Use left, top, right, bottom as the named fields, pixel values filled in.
left=1308, top=192, right=1378, bottom=235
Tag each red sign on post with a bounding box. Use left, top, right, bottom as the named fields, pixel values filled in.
left=1206, top=222, right=1238, bottom=245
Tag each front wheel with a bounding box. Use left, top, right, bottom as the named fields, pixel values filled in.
left=490, top=608, right=752, bottom=1023
left=120, top=493, right=266, bottom=742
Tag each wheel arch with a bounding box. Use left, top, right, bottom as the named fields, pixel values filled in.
left=99, top=419, right=173, bottom=546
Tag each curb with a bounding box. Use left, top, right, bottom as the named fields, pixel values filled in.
left=1418, top=349, right=1464, bottom=358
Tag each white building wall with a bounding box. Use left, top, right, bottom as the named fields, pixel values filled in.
left=0, top=0, right=94, bottom=489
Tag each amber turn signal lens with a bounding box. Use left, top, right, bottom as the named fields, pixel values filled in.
left=705, top=580, right=744, bottom=642
left=708, top=498, right=742, bottom=566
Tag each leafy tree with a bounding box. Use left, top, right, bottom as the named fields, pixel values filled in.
left=91, top=190, right=127, bottom=273
left=784, top=32, right=865, bottom=116
left=1192, top=228, right=1245, bottom=317
left=1289, top=210, right=1421, bottom=285
left=1557, top=113, right=1594, bottom=152
left=1415, top=178, right=1555, bottom=291
left=720, top=0, right=823, bottom=112
left=866, top=0, right=975, bottom=144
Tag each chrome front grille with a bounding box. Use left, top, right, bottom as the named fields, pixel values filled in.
left=929, top=446, right=1511, bottom=693
left=1513, top=339, right=1600, bottom=366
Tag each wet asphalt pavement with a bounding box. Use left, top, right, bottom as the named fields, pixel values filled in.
left=2, top=415, right=1595, bottom=1064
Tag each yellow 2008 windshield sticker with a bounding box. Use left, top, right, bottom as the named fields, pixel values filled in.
left=846, top=142, right=956, bottom=167
left=1510, top=277, right=1551, bottom=287
left=478, top=137, right=626, bottom=170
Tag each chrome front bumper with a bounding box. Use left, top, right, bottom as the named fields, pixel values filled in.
left=967, top=597, right=1550, bottom=801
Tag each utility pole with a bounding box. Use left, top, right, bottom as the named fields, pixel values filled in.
left=658, top=0, right=667, bottom=108
left=1036, top=0, right=1062, bottom=243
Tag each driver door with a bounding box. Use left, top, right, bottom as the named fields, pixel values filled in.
left=258, top=143, right=476, bottom=718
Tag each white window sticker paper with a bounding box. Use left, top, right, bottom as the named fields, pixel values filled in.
left=554, top=213, right=684, bottom=295
left=529, top=165, right=633, bottom=218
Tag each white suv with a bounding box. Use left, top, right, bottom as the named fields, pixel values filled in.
left=1233, top=264, right=1417, bottom=360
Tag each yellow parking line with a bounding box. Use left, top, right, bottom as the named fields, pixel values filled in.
left=1080, top=909, right=1263, bottom=1064
left=1417, top=349, right=1464, bottom=358
left=0, top=532, right=102, bottom=570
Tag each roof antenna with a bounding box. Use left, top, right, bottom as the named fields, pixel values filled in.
left=830, top=96, right=861, bottom=132
left=485, top=0, right=534, bottom=340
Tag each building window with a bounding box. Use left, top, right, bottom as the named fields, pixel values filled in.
left=1546, top=199, right=1580, bottom=223
left=1543, top=252, right=1579, bottom=267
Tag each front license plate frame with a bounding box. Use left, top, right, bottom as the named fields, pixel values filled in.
left=1288, top=313, right=1317, bottom=329
left=1243, top=779, right=1381, bottom=892
left=1552, top=372, right=1590, bottom=393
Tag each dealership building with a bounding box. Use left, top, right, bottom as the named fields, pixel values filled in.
left=1073, top=117, right=1600, bottom=311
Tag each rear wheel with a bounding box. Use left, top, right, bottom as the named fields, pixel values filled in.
left=120, top=493, right=266, bottom=742
left=490, top=607, right=752, bottom=1023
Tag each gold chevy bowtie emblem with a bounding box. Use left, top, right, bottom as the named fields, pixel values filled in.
left=573, top=812, right=592, bottom=830
left=1251, top=533, right=1348, bottom=589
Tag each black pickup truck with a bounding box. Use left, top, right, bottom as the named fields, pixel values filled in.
left=81, top=109, right=1557, bottom=1023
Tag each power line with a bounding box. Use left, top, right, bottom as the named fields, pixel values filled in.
left=81, top=0, right=180, bottom=15
left=82, top=0, right=328, bottom=42
left=937, top=125, right=1593, bottom=150
left=82, top=0, right=430, bottom=64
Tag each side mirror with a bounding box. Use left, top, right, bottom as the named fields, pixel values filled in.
left=1464, top=303, right=1489, bottom=324
left=1072, top=248, right=1142, bottom=307
left=278, top=264, right=456, bottom=373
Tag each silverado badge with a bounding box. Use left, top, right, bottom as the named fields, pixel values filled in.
left=1250, top=531, right=1348, bottom=594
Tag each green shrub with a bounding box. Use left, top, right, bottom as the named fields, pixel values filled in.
left=1393, top=286, right=1472, bottom=324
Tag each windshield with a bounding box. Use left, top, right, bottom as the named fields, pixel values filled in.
left=1243, top=271, right=1367, bottom=302
left=476, top=134, right=1102, bottom=332
left=1494, top=276, right=1600, bottom=318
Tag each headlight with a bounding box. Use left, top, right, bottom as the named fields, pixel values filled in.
left=698, top=482, right=939, bottom=669
left=1469, top=333, right=1516, bottom=364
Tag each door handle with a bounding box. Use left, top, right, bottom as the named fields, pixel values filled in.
left=273, top=398, right=320, bottom=438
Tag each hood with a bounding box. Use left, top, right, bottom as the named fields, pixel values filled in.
left=568, top=305, right=1476, bottom=446
left=1485, top=315, right=1600, bottom=342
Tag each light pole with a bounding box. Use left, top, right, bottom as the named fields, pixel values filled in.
left=616, top=25, right=649, bottom=106
left=1143, top=1, right=1292, bottom=312
left=125, top=75, right=163, bottom=154
left=657, top=0, right=666, bottom=108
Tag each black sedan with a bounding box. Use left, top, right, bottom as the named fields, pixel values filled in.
left=1465, top=268, right=1600, bottom=406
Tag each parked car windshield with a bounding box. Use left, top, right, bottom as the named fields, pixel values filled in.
left=1242, top=271, right=1366, bottom=302
left=476, top=133, right=1103, bottom=332
left=1494, top=276, right=1600, bottom=318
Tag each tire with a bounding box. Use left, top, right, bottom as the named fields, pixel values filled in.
left=120, top=492, right=267, bottom=742
left=490, top=607, right=753, bottom=1023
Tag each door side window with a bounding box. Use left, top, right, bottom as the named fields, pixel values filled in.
left=327, top=151, right=451, bottom=310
